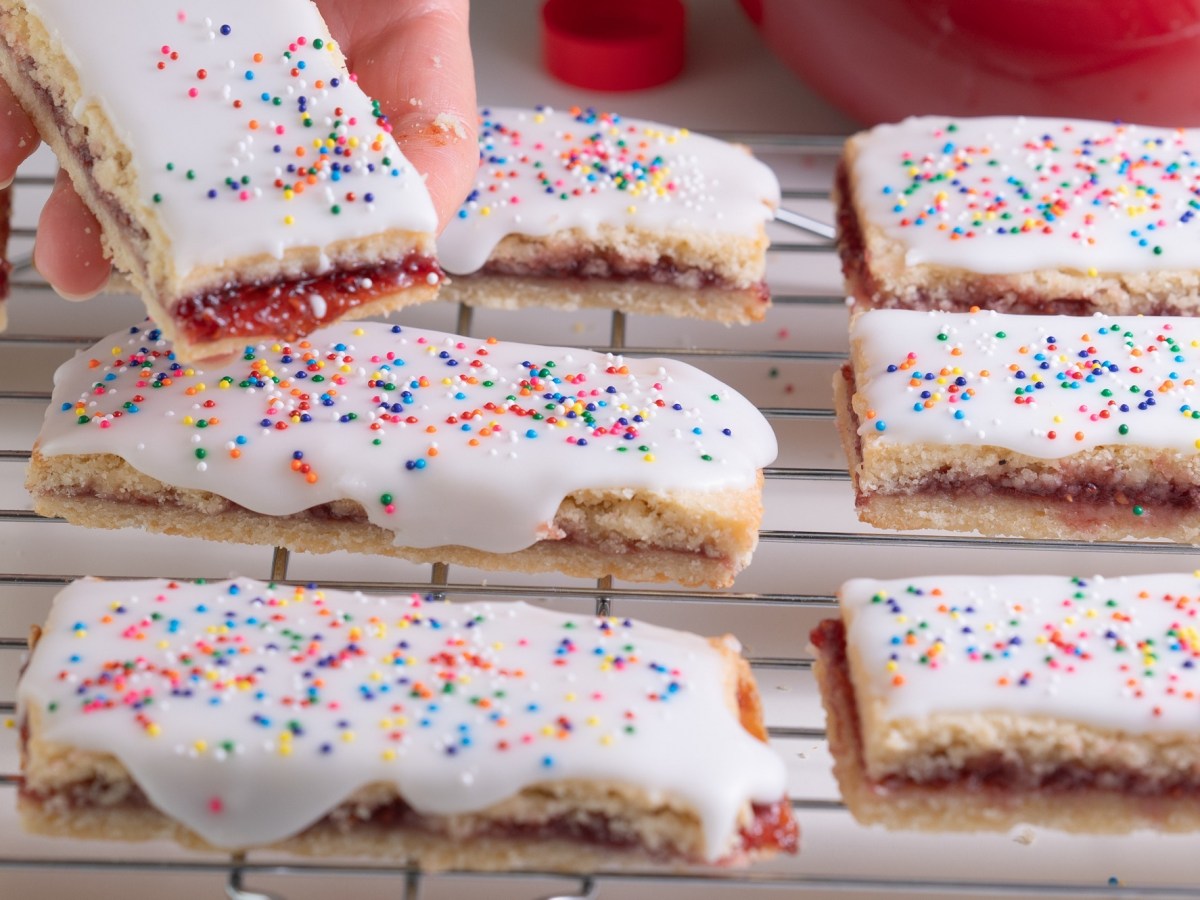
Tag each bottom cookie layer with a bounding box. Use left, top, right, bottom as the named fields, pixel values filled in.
left=27, top=451, right=763, bottom=588
left=18, top=782, right=796, bottom=872
left=443, top=274, right=769, bottom=325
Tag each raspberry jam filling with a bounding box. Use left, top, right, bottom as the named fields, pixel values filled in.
left=172, top=255, right=441, bottom=345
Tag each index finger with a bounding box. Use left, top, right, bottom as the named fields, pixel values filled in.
left=324, top=0, right=477, bottom=233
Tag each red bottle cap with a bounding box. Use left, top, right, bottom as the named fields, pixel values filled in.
left=542, top=0, right=686, bottom=91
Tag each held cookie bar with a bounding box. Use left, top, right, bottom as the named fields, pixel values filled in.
left=812, top=573, right=1200, bottom=833
left=18, top=577, right=798, bottom=869
left=438, top=106, right=780, bottom=324
left=27, top=320, right=776, bottom=588
left=836, top=308, right=1200, bottom=542
left=0, top=0, right=440, bottom=360
left=838, top=116, right=1200, bottom=315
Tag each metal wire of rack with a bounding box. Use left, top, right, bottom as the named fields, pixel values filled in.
left=1, top=137, right=1198, bottom=900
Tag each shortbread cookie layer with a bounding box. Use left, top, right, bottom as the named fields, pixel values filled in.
left=0, top=0, right=439, bottom=359
left=19, top=577, right=798, bottom=868
left=813, top=573, right=1200, bottom=832
left=27, top=321, right=776, bottom=587
left=839, top=116, right=1200, bottom=315
left=838, top=309, right=1200, bottom=541
left=438, top=107, right=779, bottom=323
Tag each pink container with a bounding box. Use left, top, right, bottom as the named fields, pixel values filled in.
left=740, top=0, right=1200, bottom=126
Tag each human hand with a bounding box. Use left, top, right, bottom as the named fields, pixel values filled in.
left=0, top=0, right=476, bottom=301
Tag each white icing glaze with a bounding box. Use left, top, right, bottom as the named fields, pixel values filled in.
left=37, top=321, right=777, bottom=553
left=437, top=106, right=781, bottom=275
left=18, top=578, right=788, bottom=856
left=21, top=0, right=436, bottom=279
left=852, top=116, right=1200, bottom=275
left=841, top=573, right=1200, bottom=733
left=851, top=309, right=1200, bottom=459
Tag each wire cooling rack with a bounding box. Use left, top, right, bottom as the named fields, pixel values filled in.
left=3, top=137, right=1200, bottom=900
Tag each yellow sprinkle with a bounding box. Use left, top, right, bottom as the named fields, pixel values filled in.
left=643, top=453, right=655, bottom=462
left=381, top=749, right=397, bottom=761
left=341, top=731, right=356, bottom=743
left=1087, top=267, right=1098, bottom=277
left=1053, top=415, right=1064, bottom=424
left=480, top=207, right=492, bottom=217
left=3, top=718, right=14, bottom=730
left=354, top=328, right=365, bottom=336
left=626, top=205, right=637, bottom=215
left=395, top=716, right=408, bottom=727
left=283, top=215, right=294, bottom=226
left=194, top=740, right=208, bottom=753
left=279, top=744, right=292, bottom=757
left=182, top=416, right=194, bottom=425
left=600, top=734, right=614, bottom=746
left=565, top=692, right=577, bottom=702
left=146, top=723, right=161, bottom=737
left=586, top=716, right=600, bottom=727
left=541, top=725, right=555, bottom=737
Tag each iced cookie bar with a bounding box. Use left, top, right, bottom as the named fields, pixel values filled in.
left=838, top=116, right=1200, bottom=315
left=438, top=106, right=780, bottom=323
left=813, top=573, right=1200, bottom=832
left=0, top=0, right=439, bottom=359
left=18, top=577, right=799, bottom=869
left=837, top=308, right=1200, bottom=542
left=27, top=320, right=776, bottom=587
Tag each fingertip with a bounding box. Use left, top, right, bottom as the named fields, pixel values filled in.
left=0, top=77, right=42, bottom=184
left=34, top=171, right=112, bottom=300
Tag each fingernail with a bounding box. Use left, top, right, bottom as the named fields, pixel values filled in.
left=52, top=284, right=103, bottom=302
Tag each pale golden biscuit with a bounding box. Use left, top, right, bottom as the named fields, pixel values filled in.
left=813, top=574, right=1200, bottom=833
left=27, top=321, right=775, bottom=588
left=838, top=309, right=1200, bottom=542
left=838, top=116, right=1200, bottom=316
left=19, top=578, right=799, bottom=869
left=0, top=0, right=440, bottom=360
left=438, top=107, right=779, bottom=324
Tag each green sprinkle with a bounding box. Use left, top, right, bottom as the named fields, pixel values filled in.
left=195, top=448, right=207, bottom=460
left=380, top=493, right=393, bottom=505
left=1133, top=505, right=1145, bottom=516
left=1118, top=423, right=1129, bottom=435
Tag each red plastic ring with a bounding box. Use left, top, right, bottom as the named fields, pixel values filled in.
left=542, top=0, right=686, bottom=92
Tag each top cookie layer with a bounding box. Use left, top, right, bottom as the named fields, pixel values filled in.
left=841, top=572, right=1200, bottom=734
left=849, top=309, right=1200, bottom=459
left=849, top=116, right=1200, bottom=275
left=438, top=106, right=780, bottom=275
left=20, top=0, right=436, bottom=281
